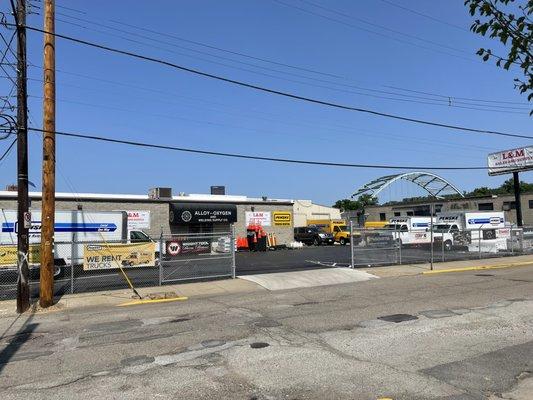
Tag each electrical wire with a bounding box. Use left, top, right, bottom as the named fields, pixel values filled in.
left=52, top=15, right=530, bottom=112
left=18, top=24, right=533, bottom=139
left=52, top=1, right=529, bottom=107
left=27, top=127, right=508, bottom=171
left=0, top=138, right=16, bottom=162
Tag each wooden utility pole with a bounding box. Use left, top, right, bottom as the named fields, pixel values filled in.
left=40, top=0, right=55, bottom=307
left=14, top=0, right=30, bottom=313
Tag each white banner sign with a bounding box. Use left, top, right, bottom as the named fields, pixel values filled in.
left=488, top=146, right=533, bottom=176
left=245, top=211, right=271, bottom=226
left=126, top=210, right=151, bottom=229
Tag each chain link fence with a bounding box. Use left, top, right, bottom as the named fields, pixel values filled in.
left=0, top=229, right=235, bottom=300
left=349, top=223, right=533, bottom=268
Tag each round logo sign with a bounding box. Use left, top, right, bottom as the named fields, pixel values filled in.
left=167, top=241, right=181, bottom=256
left=181, top=210, right=192, bottom=223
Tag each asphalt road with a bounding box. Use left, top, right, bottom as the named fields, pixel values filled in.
left=0, top=245, right=527, bottom=300
left=0, top=265, right=532, bottom=399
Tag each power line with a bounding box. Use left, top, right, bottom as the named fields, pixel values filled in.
left=0, top=137, right=16, bottom=162
left=19, top=24, right=533, bottom=139
left=270, top=0, right=479, bottom=63
left=52, top=2, right=529, bottom=107
left=378, top=0, right=470, bottom=32
left=27, top=127, right=498, bottom=171
left=51, top=16, right=529, bottom=113
left=297, top=0, right=471, bottom=55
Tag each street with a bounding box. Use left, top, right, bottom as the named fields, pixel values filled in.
left=0, top=265, right=532, bottom=399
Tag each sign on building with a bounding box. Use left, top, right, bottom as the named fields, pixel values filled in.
left=487, top=146, right=533, bottom=176
left=126, top=210, right=151, bottom=230
left=245, top=211, right=271, bottom=226
left=273, top=211, right=292, bottom=226
left=170, top=203, right=237, bottom=224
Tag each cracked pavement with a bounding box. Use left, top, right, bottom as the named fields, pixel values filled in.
left=0, top=266, right=532, bottom=399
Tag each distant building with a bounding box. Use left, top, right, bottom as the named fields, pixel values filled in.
left=293, top=200, right=342, bottom=227
left=364, top=192, right=533, bottom=226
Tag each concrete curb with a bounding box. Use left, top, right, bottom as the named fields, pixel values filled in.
left=422, top=260, right=533, bottom=275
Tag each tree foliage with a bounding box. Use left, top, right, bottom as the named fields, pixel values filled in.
left=333, top=194, right=377, bottom=211
left=465, top=0, right=533, bottom=112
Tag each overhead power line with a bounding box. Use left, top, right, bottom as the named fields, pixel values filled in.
left=19, top=25, right=533, bottom=139
left=378, top=0, right=469, bottom=32
left=52, top=1, right=529, bottom=107
left=27, top=127, right=498, bottom=171
left=52, top=15, right=529, bottom=113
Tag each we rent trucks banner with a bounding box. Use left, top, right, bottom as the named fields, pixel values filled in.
left=83, top=243, right=156, bottom=271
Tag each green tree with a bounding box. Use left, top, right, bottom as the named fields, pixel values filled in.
left=465, top=0, right=533, bottom=111
left=333, top=194, right=377, bottom=211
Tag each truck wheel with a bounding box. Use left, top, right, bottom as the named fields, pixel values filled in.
left=53, top=266, right=64, bottom=278
left=339, top=238, right=346, bottom=246
left=444, top=240, right=453, bottom=251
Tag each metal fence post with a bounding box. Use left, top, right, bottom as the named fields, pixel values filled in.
left=478, top=225, right=483, bottom=259
left=430, top=203, right=434, bottom=270
left=397, top=226, right=402, bottom=265
left=231, top=224, right=236, bottom=278
left=70, top=252, right=74, bottom=294
left=350, top=220, right=354, bottom=269
left=441, top=234, right=444, bottom=262
left=158, top=230, right=163, bottom=286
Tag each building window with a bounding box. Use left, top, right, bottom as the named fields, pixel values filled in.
left=379, top=213, right=386, bottom=221
left=503, top=201, right=516, bottom=210
left=394, top=212, right=401, bottom=217
left=529, top=200, right=533, bottom=209
left=406, top=211, right=414, bottom=216
left=478, top=202, right=494, bottom=211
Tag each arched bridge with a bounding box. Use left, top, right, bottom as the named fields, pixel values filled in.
left=352, top=171, right=464, bottom=200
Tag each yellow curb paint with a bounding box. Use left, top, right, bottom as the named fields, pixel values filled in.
left=117, top=296, right=188, bottom=307
left=422, top=261, right=533, bottom=275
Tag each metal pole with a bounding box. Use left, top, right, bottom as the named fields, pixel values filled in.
left=513, top=171, right=523, bottom=227
left=70, top=258, right=74, bottom=294
left=13, top=0, right=30, bottom=314
left=478, top=225, right=483, bottom=259
left=231, top=224, right=236, bottom=278
left=158, top=228, right=163, bottom=286
left=441, top=232, right=444, bottom=262
left=398, top=226, right=402, bottom=265
left=430, top=203, right=434, bottom=270
left=39, top=0, right=55, bottom=308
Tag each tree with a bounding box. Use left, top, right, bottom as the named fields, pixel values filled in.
left=465, top=0, right=533, bottom=111
left=333, top=194, right=377, bottom=211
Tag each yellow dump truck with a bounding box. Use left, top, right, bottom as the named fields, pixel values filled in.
left=306, top=219, right=360, bottom=245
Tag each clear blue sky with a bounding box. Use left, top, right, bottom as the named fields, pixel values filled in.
left=0, top=0, right=531, bottom=205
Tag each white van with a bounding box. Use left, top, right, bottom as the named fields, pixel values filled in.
left=382, top=217, right=434, bottom=246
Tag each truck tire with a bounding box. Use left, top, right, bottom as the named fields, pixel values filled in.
left=444, top=240, right=453, bottom=251
left=339, top=238, right=347, bottom=246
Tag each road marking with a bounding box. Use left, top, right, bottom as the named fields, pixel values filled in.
left=423, top=261, right=533, bottom=275
left=117, top=296, right=188, bottom=307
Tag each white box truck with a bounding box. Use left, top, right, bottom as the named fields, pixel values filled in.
left=0, top=209, right=153, bottom=273
left=383, top=217, right=434, bottom=246
left=432, top=211, right=510, bottom=252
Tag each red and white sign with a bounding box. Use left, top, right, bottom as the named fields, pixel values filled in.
left=488, top=146, right=533, bottom=176
left=166, top=241, right=181, bottom=256
left=245, top=211, right=271, bottom=226
left=126, top=210, right=151, bottom=229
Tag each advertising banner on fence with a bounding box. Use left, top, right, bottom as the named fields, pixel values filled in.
left=273, top=211, right=292, bottom=227
left=0, top=244, right=41, bottom=267
left=83, top=242, right=156, bottom=270
left=488, top=146, right=533, bottom=176
left=165, top=239, right=211, bottom=256
left=245, top=211, right=271, bottom=226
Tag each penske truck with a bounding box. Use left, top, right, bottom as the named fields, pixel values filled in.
left=432, top=211, right=510, bottom=251
left=364, top=217, right=433, bottom=247
left=0, top=209, right=153, bottom=274
left=306, top=219, right=361, bottom=245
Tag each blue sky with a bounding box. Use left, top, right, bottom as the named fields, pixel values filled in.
left=0, top=0, right=531, bottom=205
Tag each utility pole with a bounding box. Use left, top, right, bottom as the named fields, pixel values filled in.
left=14, top=0, right=30, bottom=313
left=40, top=0, right=55, bottom=308
left=513, top=171, right=523, bottom=227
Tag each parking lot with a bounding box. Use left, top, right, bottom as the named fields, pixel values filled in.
left=1, top=243, right=529, bottom=300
